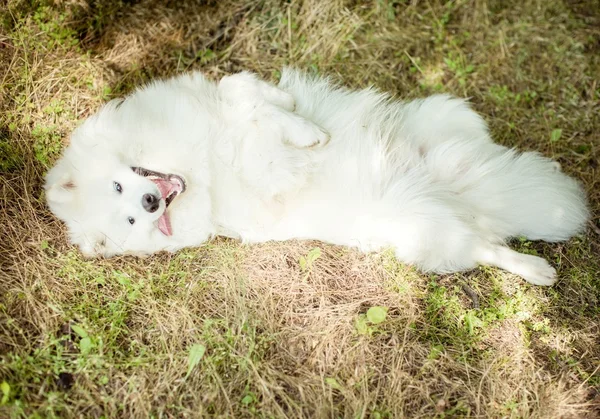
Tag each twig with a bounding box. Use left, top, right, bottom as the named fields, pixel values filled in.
left=589, top=220, right=600, bottom=236
left=461, top=283, right=480, bottom=309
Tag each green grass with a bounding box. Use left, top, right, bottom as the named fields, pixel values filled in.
left=1, top=0, right=599, bottom=417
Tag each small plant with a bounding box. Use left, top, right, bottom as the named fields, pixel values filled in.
left=32, top=7, right=79, bottom=49
left=355, top=306, right=388, bottom=336
left=31, top=124, right=62, bottom=167
left=299, top=247, right=321, bottom=280
left=114, top=271, right=146, bottom=301
left=1, top=381, right=10, bottom=405
left=324, top=377, right=343, bottom=390
left=462, top=310, right=484, bottom=335
left=550, top=128, right=563, bottom=143
left=0, top=140, right=22, bottom=172
left=444, top=54, right=475, bottom=87
left=72, top=324, right=95, bottom=355
left=240, top=393, right=256, bottom=406
left=427, top=344, right=444, bottom=360
left=185, top=344, right=206, bottom=379
left=516, top=236, right=539, bottom=256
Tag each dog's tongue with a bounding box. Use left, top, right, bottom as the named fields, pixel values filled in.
left=150, top=177, right=181, bottom=237
left=158, top=213, right=172, bottom=236
left=152, top=178, right=178, bottom=200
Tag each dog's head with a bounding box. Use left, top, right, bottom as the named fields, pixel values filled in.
left=45, top=151, right=184, bottom=257
left=45, top=77, right=216, bottom=257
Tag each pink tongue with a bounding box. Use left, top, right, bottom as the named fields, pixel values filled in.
left=153, top=178, right=176, bottom=198
left=158, top=213, right=172, bottom=236
left=150, top=178, right=177, bottom=237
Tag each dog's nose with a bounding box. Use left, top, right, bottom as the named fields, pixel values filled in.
left=142, top=193, right=160, bottom=213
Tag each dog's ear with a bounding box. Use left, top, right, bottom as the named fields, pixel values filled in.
left=45, top=157, right=77, bottom=206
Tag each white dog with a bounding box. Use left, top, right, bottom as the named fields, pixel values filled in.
left=45, top=69, right=589, bottom=286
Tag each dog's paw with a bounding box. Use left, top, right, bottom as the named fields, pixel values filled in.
left=264, top=108, right=329, bottom=148
left=283, top=116, right=330, bottom=148
left=219, top=72, right=295, bottom=112
left=516, top=254, right=557, bottom=286
left=261, top=84, right=295, bottom=112
left=479, top=245, right=558, bottom=287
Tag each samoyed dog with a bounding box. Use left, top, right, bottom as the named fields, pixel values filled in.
left=45, top=69, right=589, bottom=286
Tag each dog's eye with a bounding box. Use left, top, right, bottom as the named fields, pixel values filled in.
left=113, top=181, right=122, bottom=193
left=128, top=217, right=135, bottom=225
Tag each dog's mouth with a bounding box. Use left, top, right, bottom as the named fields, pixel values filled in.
left=132, top=167, right=186, bottom=236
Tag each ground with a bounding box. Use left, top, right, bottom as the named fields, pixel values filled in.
left=0, top=0, right=599, bottom=417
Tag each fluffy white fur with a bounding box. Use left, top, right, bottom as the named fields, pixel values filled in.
left=45, top=69, right=590, bottom=286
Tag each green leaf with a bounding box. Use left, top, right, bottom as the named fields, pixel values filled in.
left=428, top=344, right=444, bottom=360
left=355, top=314, right=369, bottom=335
left=241, top=394, right=255, bottom=405
left=70, top=324, right=88, bottom=338
left=550, top=128, right=562, bottom=142
left=1, top=381, right=10, bottom=405
left=306, top=247, right=321, bottom=265
left=79, top=337, right=93, bottom=354
left=299, top=247, right=322, bottom=272
left=128, top=290, right=140, bottom=301
left=464, top=311, right=484, bottom=335
left=299, top=256, right=307, bottom=271
left=185, top=344, right=206, bottom=379
left=366, top=306, right=388, bottom=325
left=325, top=377, right=343, bottom=390
left=115, top=271, right=131, bottom=286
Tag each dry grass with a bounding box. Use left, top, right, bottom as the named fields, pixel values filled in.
left=1, top=0, right=599, bottom=417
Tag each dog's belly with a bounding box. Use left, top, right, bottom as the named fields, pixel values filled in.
left=225, top=179, right=394, bottom=253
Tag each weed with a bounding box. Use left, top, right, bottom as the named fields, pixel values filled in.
left=31, top=124, right=63, bottom=167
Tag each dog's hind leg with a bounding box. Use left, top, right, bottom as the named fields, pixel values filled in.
left=474, top=244, right=557, bottom=286
left=392, top=217, right=558, bottom=286
left=379, top=175, right=558, bottom=286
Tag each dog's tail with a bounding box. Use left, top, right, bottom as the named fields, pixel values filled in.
left=425, top=140, right=590, bottom=242
left=468, top=148, right=589, bottom=242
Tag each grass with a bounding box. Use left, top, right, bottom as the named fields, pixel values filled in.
left=1, top=0, right=599, bottom=417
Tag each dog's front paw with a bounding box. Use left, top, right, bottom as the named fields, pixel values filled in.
left=219, top=72, right=295, bottom=112
left=262, top=107, right=329, bottom=148
left=264, top=85, right=295, bottom=112
left=283, top=117, right=330, bottom=148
